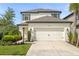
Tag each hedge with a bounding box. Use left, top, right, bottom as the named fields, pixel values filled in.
left=2, top=35, right=22, bottom=42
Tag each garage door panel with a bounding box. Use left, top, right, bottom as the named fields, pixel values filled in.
left=35, top=28, right=64, bottom=31
left=50, top=32, right=64, bottom=39
left=36, top=31, right=50, bottom=40
left=36, top=29, right=64, bottom=41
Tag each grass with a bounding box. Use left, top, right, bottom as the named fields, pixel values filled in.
left=0, top=43, right=31, bottom=55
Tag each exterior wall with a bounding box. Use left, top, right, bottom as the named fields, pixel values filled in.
left=28, top=23, right=71, bottom=41
left=30, top=13, right=51, bottom=20
left=28, top=23, right=71, bottom=29
left=18, top=26, right=28, bottom=41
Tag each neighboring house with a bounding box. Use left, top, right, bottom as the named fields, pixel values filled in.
left=18, top=8, right=73, bottom=42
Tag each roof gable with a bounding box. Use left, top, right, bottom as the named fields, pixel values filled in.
left=63, top=13, right=74, bottom=19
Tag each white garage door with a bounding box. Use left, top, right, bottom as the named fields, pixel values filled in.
left=36, top=29, right=65, bottom=41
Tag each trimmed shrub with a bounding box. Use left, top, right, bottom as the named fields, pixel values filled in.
left=27, top=31, right=31, bottom=42
left=2, top=35, right=22, bottom=42
left=13, top=35, right=22, bottom=42
left=1, top=35, right=22, bottom=46
left=68, top=31, right=73, bottom=43
left=2, top=35, right=14, bottom=42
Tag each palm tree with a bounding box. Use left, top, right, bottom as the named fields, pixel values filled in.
left=69, top=3, right=79, bottom=47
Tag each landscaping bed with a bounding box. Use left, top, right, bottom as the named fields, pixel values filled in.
left=0, top=43, right=31, bottom=55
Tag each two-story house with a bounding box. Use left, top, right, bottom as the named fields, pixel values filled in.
left=18, top=9, right=72, bottom=42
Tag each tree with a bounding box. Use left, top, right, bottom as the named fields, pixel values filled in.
left=0, top=7, right=15, bottom=26
left=0, top=7, right=15, bottom=32
left=0, top=7, right=21, bottom=36
left=3, top=25, right=21, bottom=35
left=69, top=3, right=79, bottom=47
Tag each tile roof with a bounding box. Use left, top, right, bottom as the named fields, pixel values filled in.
left=26, top=16, right=73, bottom=23
left=21, top=8, right=61, bottom=13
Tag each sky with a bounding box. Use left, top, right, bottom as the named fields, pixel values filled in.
left=0, top=3, right=71, bottom=24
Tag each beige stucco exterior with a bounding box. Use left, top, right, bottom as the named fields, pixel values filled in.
left=18, top=9, right=72, bottom=42
left=28, top=23, right=71, bottom=29
left=28, top=23, right=71, bottom=41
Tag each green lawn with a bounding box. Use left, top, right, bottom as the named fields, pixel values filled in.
left=0, top=43, right=31, bottom=55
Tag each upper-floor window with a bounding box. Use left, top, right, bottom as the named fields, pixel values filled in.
left=22, top=13, right=30, bottom=20
left=53, top=14, right=57, bottom=18
left=51, top=13, right=59, bottom=18
left=25, top=16, right=29, bottom=20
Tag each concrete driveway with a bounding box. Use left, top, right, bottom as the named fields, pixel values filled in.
left=27, top=40, right=79, bottom=56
